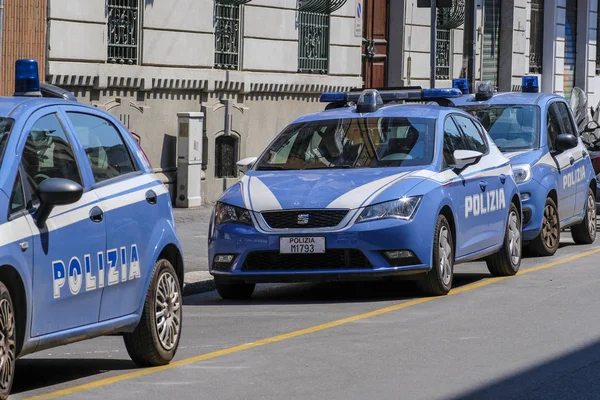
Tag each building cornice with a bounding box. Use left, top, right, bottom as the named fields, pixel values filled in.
left=46, top=61, right=362, bottom=94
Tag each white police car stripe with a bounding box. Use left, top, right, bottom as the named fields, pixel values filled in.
left=326, top=171, right=410, bottom=209
left=245, top=176, right=282, bottom=212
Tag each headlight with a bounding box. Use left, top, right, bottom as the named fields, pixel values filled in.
left=356, top=196, right=422, bottom=223
left=214, top=202, right=253, bottom=226
left=512, top=164, right=532, bottom=184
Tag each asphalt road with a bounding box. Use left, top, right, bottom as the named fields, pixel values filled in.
left=12, top=231, right=600, bottom=400
left=173, top=206, right=212, bottom=273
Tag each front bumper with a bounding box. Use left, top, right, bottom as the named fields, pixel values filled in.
left=517, top=178, right=548, bottom=241
left=208, top=211, right=437, bottom=284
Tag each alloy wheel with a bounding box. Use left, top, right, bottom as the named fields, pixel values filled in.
left=155, top=271, right=181, bottom=351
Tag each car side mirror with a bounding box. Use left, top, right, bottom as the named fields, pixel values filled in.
left=555, top=133, right=578, bottom=152
left=35, top=178, right=83, bottom=228
left=453, top=149, right=483, bottom=171
left=237, top=157, right=257, bottom=174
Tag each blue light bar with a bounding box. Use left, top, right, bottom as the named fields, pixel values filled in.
left=522, top=75, right=539, bottom=93
left=452, top=78, right=469, bottom=94
left=422, top=88, right=463, bottom=99
left=319, top=92, right=346, bottom=102
left=14, top=59, right=41, bottom=97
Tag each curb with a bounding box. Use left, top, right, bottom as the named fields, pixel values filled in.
left=182, top=277, right=215, bottom=296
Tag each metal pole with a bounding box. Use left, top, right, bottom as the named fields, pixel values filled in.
left=463, top=0, right=477, bottom=92
left=430, top=0, right=437, bottom=88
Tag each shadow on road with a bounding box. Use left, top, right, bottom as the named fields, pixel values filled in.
left=11, top=358, right=137, bottom=395
left=447, top=337, right=600, bottom=399
left=184, top=272, right=491, bottom=306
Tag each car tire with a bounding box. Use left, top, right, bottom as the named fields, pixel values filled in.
left=486, top=202, right=522, bottom=276
left=123, top=258, right=182, bottom=367
left=571, top=187, right=597, bottom=244
left=417, top=214, right=454, bottom=296
left=215, top=280, right=255, bottom=300
left=0, top=281, right=15, bottom=400
left=528, top=196, right=560, bottom=256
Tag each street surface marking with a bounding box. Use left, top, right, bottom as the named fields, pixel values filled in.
left=24, top=248, right=600, bottom=400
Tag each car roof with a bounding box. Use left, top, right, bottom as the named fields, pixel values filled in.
left=448, top=92, right=560, bottom=107
left=290, top=103, right=469, bottom=124
left=0, top=96, right=86, bottom=119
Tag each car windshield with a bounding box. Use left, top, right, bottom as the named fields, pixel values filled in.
left=456, top=105, right=540, bottom=151
left=255, top=116, right=436, bottom=170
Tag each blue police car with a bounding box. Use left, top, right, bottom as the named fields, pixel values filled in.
left=208, top=87, right=523, bottom=300
left=0, top=60, right=184, bottom=398
left=448, top=77, right=597, bottom=256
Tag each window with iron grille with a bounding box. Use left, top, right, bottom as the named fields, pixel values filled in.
left=436, top=29, right=451, bottom=80
left=215, top=1, right=241, bottom=69
left=215, top=135, right=239, bottom=178
left=529, top=0, right=544, bottom=74
left=107, top=0, right=140, bottom=65
left=298, top=11, right=330, bottom=74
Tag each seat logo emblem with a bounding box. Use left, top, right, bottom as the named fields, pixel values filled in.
left=297, top=214, right=309, bottom=225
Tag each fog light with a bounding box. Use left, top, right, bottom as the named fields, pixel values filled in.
left=384, top=250, right=414, bottom=259
left=215, top=255, right=234, bottom=263
left=383, top=250, right=421, bottom=267
left=520, top=193, right=530, bottom=201
left=213, top=254, right=236, bottom=271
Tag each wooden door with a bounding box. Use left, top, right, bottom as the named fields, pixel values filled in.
left=361, top=0, right=390, bottom=88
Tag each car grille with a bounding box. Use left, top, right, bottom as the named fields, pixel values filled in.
left=261, top=210, right=348, bottom=229
left=242, top=249, right=372, bottom=271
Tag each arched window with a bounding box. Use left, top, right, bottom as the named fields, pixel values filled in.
left=215, top=135, right=239, bottom=178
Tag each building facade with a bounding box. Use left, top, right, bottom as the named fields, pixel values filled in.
left=42, top=0, right=362, bottom=203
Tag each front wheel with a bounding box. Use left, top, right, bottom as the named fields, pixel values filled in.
left=486, top=202, right=522, bottom=276
left=417, top=214, right=454, bottom=296
left=0, top=282, right=15, bottom=400
left=528, top=196, right=560, bottom=256
left=571, top=187, right=597, bottom=244
left=123, top=258, right=182, bottom=367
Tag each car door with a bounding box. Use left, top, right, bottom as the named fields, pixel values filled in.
left=442, top=115, right=489, bottom=256
left=554, top=101, right=588, bottom=216
left=20, top=108, right=105, bottom=337
left=453, top=114, right=504, bottom=249
left=547, top=102, right=576, bottom=220
left=62, top=108, right=156, bottom=322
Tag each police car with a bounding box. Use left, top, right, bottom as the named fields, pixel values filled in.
left=0, top=59, right=184, bottom=398
left=448, top=77, right=597, bottom=256
left=208, top=87, right=523, bottom=300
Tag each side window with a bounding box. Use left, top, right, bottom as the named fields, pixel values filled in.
left=22, top=113, right=82, bottom=199
left=65, top=112, right=137, bottom=183
left=443, top=117, right=467, bottom=167
left=9, top=171, right=25, bottom=214
left=554, top=101, right=577, bottom=136
left=453, top=115, right=488, bottom=153
left=547, top=104, right=562, bottom=152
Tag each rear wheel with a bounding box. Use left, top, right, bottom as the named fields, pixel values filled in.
left=528, top=197, right=560, bottom=256
left=123, top=258, right=182, bottom=366
left=486, top=202, right=522, bottom=276
left=417, top=214, right=454, bottom=296
left=0, top=282, right=15, bottom=400
left=215, top=280, right=256, bottom=300
left=571, top=187, right=597, bottom=244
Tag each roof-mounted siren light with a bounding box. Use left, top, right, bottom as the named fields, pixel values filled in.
left=452, top=78, right=469, bottom=94
left=14, top=59, right=42, bottom=97
left=474, top=81, right=494, bottom=101
left=521, top=75, right=539, bottom=93
left=356, top=89, right=383, bottom=113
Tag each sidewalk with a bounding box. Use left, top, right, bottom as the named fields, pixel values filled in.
left=173, top=206, right=217, bottom=296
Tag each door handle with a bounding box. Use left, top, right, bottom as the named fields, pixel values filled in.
left=89, top=206, right=103, bottom=223
left=570, top=157, right=575, bottom=165
left=499, top=174, right=506, bottom=184
left=145, top=190, right=157, bottom=205
left=479, top=181, right=488, bottom=191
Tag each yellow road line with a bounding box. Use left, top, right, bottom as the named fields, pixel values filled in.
left=24, top=247, right=600, bottom=400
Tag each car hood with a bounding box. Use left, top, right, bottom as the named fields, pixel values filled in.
left=503, top=148, right=546, bottom=166
left=219, top=167, right=430, bottom=211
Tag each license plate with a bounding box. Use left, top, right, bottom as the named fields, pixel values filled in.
left=279, top=237, right=325, bottom=254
